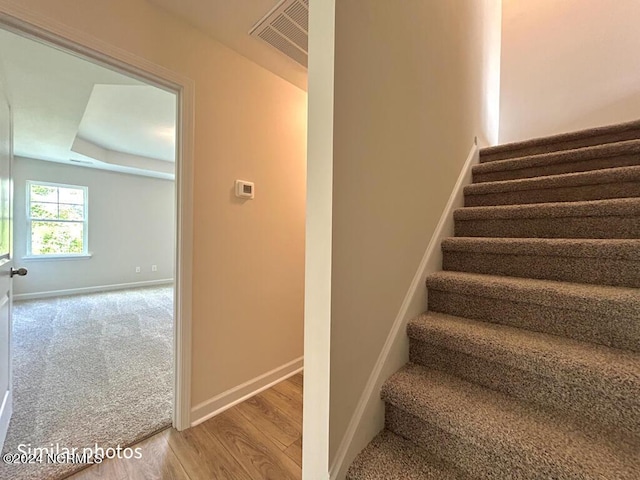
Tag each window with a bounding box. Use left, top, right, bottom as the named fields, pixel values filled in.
left=26, top=181, right=88, bottom=257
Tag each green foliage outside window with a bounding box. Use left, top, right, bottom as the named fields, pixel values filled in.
left=28, top=183, right=87, bottom=255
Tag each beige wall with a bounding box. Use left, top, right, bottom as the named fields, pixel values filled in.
left=500, top=0, right=640, bottom=143
left=4, top=0, right=306, bottom=408
left=13, top=157, right=175, bottom=296
left=328, top=0, right=501, bottom=472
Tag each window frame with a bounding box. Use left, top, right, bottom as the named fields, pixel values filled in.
left=25, top=180, right=89, bottom=259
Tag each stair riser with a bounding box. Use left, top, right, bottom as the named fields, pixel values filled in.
left=455, top=216, right=640, bottom=238
left=385, top=405, right=572, bottom=479
left=474, top=154, right=640, bottom=183
left=442, top=251, right=640, bottom=288
left=409, top=339, right=640, bottom=438
left=464, top=182, right=640, bottom=207
left=427, top=290, right=639, bottom=352
left=480, top=129, right=640, bottom=163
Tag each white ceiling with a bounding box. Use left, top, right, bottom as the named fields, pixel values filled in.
left=78, top=85, right=176, bottom=162
left=148, top=0, right=308, bottom=90
left=0, top=28, right=177, bottom=179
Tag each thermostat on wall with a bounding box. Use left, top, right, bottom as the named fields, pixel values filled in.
left=235, top=180, right=255, bottom=199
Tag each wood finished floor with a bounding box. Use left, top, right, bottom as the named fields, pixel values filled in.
left=66, top=373, right=303, bottom=480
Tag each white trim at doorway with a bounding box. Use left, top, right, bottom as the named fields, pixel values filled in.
left=0, top=2, right=195, bottom=431
left=0, top=389, right=11, bottom=450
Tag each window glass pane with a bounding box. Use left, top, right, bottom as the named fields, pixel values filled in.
left=59, top=204, right=84, bottom=221
left=30, top=202, right=58, bottom=220
left=31, top=221, right=83, bottom=255
left=30, top=184, right=58, bottom=203
left=59, top=187, right=84, bottom=205
left=28, top=182, right=87, bottom=256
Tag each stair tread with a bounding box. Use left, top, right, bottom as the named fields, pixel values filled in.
left=441, top=236, right=640, bottom=259
left=347, top=430, right=467, bottom=480
left=480, top=120, right=640, bottom=160
left=426, top=271, right=640, bottom=313
left=454, top=197, right=640, bottom=220
left=475, top=139, right=640, bottom=174
left=408, top=311, right=640, bottom=389
left=466, top=164, right=640, bottom=195
left=382, top=364, right=640, bottom=478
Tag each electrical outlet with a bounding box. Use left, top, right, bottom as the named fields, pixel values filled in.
left=135, top=266, right=141, bottom=273
left=151, top=265, right=157, bottom=272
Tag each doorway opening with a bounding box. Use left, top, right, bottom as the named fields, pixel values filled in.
left=0, top=17, right=191, bottom=480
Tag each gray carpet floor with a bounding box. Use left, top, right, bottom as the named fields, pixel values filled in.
left=0, top=286, right=174, bottom=480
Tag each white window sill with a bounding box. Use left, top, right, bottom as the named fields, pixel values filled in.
left=22, top=254, right=92, bottom=261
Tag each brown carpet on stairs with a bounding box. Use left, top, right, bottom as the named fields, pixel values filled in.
left=441, top=237, right=640, bottom=287
left=473, top=138, right=640, bottom=182
left=479, top=118, right=640, bottom=162
left=347, top=120, right=640, bottom=480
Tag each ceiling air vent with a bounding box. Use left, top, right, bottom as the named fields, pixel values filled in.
left=249, top=0, right=309, bottom=68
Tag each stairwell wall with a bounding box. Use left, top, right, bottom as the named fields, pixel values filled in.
left=326, top=0, right=502, bottom=475
left=499, top=0, right=640, bottom=143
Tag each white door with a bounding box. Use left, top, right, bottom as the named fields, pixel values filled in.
left=0, top=81, right=25, bottom=451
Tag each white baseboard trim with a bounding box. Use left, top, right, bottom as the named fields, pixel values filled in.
left=329, top=142, right=480, bottom=480
left=190, top=356, right=304, bottom=427
left=13, top=279, right=175, bottom=301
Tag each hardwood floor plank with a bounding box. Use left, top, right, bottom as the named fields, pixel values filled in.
left=284, top=437, right=302, bottom=468
left=288, top=373, right=303, bottom=388
left=69, top=430, right=190, bottom=480
left=236, top=394, right=301, bottom=450
left=65, top=439, right=147, bottom=480
left=259, top=388, right=303, bottom=427
left=272, top=378, right=303, bottom=404
left=65, top=461, right=127, bottom=480
left=202, top=408, right=301, bottom=480
left=119, top=429, right=190, bottom=480
left=166, top=423, right=251, bottom=480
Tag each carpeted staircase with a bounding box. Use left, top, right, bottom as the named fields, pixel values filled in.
left=346, top=120, right=640, bottom=479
